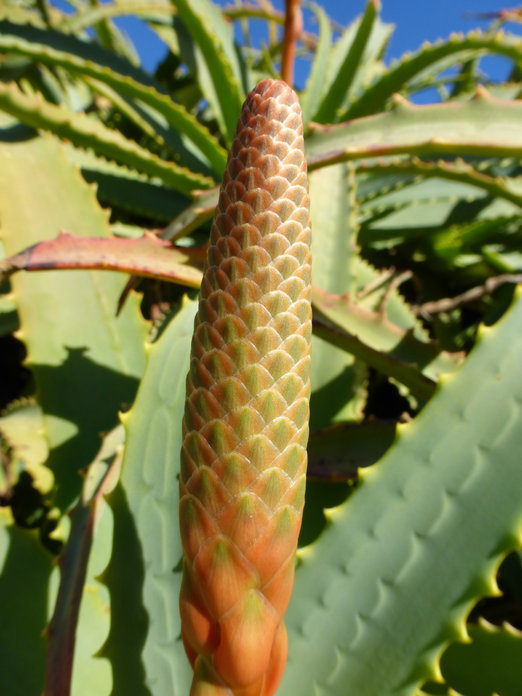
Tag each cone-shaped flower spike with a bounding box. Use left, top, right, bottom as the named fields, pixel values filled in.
left=179, top=78, right=312, bottom=696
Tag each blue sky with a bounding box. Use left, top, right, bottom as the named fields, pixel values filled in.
left=220, top=0, right=517, bottom=95
left=54, top=0, right=518, bottom=96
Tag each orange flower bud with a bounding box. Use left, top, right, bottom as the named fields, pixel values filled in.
left=180, top=78, right=311, bottom=696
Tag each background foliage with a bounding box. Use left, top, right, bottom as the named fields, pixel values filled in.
left=0, top=1, right=521, bottom=695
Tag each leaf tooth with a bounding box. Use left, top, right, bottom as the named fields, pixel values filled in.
left=448, top=31, right=465, bottom=42
left=428, top=657, right=444, bottom=684
left=322, top=505, right=340, bottom=523
left=391, top=92, right=411, bottom=108
left=446, top=613, right=470, bottom=645
left=474, top=84, right=492, bottom=100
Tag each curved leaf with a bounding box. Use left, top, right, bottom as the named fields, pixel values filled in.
left=439, top=620, right=522, bottom=696
left=282, top=289, right=522, bottom=695
left=309, top=163, right=367, bottom=428
left=0, top=18, right=227, bottom=175
left=342, top=30, right=522, bottom=120
left=115, top=297, right=197, bottom=696
left=300, top=3, right=331, bottom=125
left=0, top=511, right=53, bottom=696
left=312, top=0, right=380, bottom=124
left=306, top=91, right=522, bottom=169
left=172, top=0, right=246, bottom=145
left=356, top=156, right=522, bottom=210
left=0, top=82, right=214, bottom=194
left=45, top=427, right=123, bottom=696
left=0, top=126, right=147, bottom=511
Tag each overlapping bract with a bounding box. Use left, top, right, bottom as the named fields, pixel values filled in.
left=179, top=78, right=312, bottom=696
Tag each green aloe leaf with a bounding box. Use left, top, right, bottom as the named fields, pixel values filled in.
left=282, top=289, right=522, bottom=695
left=357, top=176, right=501, bottom=248
left=310, top=163, right=367, bottom=429
left=172, top=0, right=246, bottom=145
left=313, top=314, right=436, bottom=403
left=162, top=186, right=219, bottom=242
left=0, top=4, right=45, bottom=26
left=110, top=297, right=197, bottom=696
left=313, top=286, right=463, bottom=383
left=338, top=16, right=393, bottom=113
left=353, top=257, right=429, bottom=338
left=57, top=1, right=176, bottom=34
left=45, top=426, right=123, bottom=696
left=438, top=620, right=522, bottom=696
left=305, top=91, right=522, bottom=168
left=0, top=18, right=227, bottom=175
left=63, top=147, right=190, bottom=223
left=356, top=157, right=522, bottom=211
left=312, top=0, right=380, bottom=124
left=342, top=30, right=522, bottom=120
left=0, top=510, right=53, bottom=696
left=0, top=82, right=214, bottom=195
left=0, top=124, right=147, bottom=512
left=300, top=3, right=331, bottom=125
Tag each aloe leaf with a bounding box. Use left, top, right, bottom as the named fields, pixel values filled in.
left=310, top=164, right=358, bottom=300
left=0, top=4, right=46, bottom=26
left=312, top=0, right=380, bottom=124
left=58, top=2, right=176, bottom=33
left=79, top=5, right=129, bottom=59
left=0, top=232, right=204, bottom=289
left=114, top=297, right=197, bottom=696
left=84, top=73, right=215, bottom=176
left=351, top=256, right=445, bottom=381
left=422, top=216, right=522, bottom=267
left=310, top=163, right=367, bottom=428
left=339, top=16, right=393, bottom=111
left=85, top=77, right=163, bottom=143
left=438, top=620, right=522, bottom=696
left=300, top=3, right=331, bottom=125
left=0, top=127, right=147, bottom=511
left=313, top=312, right=436, bottom=403
left=0, top=510, right=53, bottom=696
left=342, top=31, right=522, bottom=120
left=63, top=147, right=189, bottom=222
left=357, top=177, right=494, bottom=247
left=305, top=91, right=522, bottom=169
left=353, top=257, right=428, bottom=339
left=45, top=426, right=122, bottom=696
left=0, top=18, right=227, bottom=175
left=172, top=0, right=246, bottom=145
left=313, top=287, right=463, bottom=379
left=313, top=285, right=463, bottom=402
left=357, top=156, right=522, bottom=210
left=162, top=186, right=219, bottom=242
left=0, top=82, right=214, bottom=194
left=282, top=289, right=522, bottom=695
left=120, top=97, right=216, bottom=178
left=356, top=167, right=438, bottom=213
left=98, top=474, right=151, bottom=696
left=62, top=2, right=145, bottom=64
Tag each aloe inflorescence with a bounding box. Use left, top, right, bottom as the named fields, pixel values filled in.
left=179, top=78, right=312, bottom=696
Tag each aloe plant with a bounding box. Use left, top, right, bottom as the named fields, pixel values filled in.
left=0, top=2, right=521, bottom=696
